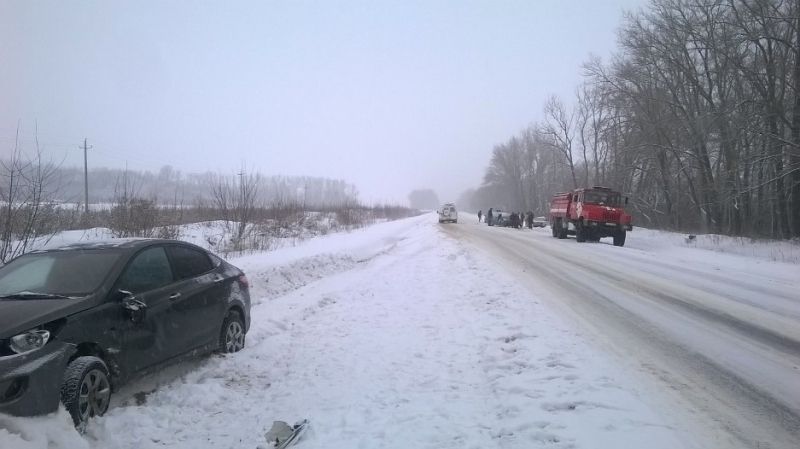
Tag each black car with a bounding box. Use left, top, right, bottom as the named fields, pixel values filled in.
left=490, top=213, right=512, bottom=227
left=0, top=239, right=251, bottom=426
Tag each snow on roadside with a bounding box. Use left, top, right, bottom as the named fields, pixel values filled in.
left=621, top=227, right=800, bottom=264
left=2, top=215, right=691, bottom=449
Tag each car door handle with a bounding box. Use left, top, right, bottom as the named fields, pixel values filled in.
left=169, top=292, right=182, bottom=300
left=213, top=276, right=225, bottom=284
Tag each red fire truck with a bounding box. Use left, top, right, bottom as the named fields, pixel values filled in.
left=549, top=186, right=632, bottom=246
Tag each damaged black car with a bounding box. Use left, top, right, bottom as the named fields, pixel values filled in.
left=0, top=239, right=251, bottom=426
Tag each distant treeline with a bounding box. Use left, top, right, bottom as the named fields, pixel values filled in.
left=0, top=148, right=417, bottom=261
left=468, top=0, right=800, bottom=239
left=46, top=165, right=360, bottom=207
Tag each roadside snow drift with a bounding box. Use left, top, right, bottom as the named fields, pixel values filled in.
left=1, top=215, right=694, bottom=449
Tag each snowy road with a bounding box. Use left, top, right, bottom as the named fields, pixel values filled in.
left=3, top=215, right=798, bottom=449
left=444, top=220, right=800, bottom=449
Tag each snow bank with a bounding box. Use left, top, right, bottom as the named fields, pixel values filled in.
left=0, top=409, right=89, bottom=449
left=627, top=227, right=800, bottom=264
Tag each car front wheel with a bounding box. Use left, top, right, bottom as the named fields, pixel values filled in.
left=61, top=356, right=111, bottom=428
left=219, top=310, right=246, bottom=353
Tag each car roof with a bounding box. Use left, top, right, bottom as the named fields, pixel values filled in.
left=29, top=238, right=193, bottom=254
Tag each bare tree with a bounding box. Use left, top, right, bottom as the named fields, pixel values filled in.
left=475, top=0, right=800, bottom=238
left=541, top=96, right=579, bottom=189
left=108, top=168, right=160, bottom=238
left=211, top=171, right=261, bottom=251
left=0, top=124, right=62, bottom=262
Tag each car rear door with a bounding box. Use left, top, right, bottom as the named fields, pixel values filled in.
left=165, top=244, right=227, bottom=352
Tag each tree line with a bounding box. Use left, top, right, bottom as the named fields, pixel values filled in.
left=51, top=165, right=360, bottom=208
left=1, top=131, right=417, bottom=261
left=470, top=0, right=799, bottom=238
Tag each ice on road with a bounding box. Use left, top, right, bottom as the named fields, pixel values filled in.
left=3, top=215, right=694, bottom=449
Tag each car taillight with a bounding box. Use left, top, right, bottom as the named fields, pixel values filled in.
left=238, top=274, right=249, bottom=289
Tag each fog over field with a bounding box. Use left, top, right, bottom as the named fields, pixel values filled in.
left=0, top=0, right=640, bottom=205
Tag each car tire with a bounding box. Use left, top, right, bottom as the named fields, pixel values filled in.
left=219, top=309, right=246, bottom=353
left=61, top=356, right=111, bottom=428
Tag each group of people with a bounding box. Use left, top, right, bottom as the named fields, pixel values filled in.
left=478, top=209, right=535, bottom=229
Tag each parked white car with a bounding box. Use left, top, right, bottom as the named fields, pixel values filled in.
left=532, top=216, right=547, bottom=228
left=438, top=203, right=458, bottom=223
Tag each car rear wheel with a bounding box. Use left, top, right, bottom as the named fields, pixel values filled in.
left=61, top=356, right=111, bottom=428
left=219, top=310, right=246, bottom=353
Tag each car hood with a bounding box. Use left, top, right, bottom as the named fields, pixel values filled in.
left=0, top=297, right=94, bottom=338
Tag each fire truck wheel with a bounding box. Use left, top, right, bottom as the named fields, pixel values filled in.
left=613, top=230, right=627, bottom=247
left=557, top=220, right=567, bottom=239
left=576, top=221, right=587, bottom=242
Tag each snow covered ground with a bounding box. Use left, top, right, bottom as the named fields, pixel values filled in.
left=21, top=217, right=354, bottom=258
left=3, top=214, right=798, bottom=448
left=626, top=227, right=800, bottom=264
left=445, top=219, right=800, bottom=448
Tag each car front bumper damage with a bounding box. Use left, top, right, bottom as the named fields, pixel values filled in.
left=0, top=341, right=75, bottom=416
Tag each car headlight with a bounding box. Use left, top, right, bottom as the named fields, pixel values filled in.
left=9, top=329, right=50, bottom=354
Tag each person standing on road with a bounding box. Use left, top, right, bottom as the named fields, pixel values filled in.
left=487, top=208, right=494, bottom=226
left=478, top=210, right=482, bottom=223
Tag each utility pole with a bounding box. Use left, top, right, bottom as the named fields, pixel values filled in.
left=237, top=169, right=245, bottom=214
left=81, top=138, right=93, bottom=214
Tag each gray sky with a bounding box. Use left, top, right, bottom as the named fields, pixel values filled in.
left=1, top=0, right=645, bottom=205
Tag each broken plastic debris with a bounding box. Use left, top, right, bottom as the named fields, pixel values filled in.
left=264, top=419, right=309, bottom=448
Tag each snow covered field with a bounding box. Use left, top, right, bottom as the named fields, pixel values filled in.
left=2, top=214, right=798, bottom=448
left=21, top=217, right=356, bottom=258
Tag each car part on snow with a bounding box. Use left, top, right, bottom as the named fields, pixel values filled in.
left=263, top=419, right=309, bottom=448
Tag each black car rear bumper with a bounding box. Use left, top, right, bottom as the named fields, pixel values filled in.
left=0, top=341, right=75, bottom=416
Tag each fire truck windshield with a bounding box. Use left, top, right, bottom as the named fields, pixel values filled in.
left=584, top=191, right=621, bottom=206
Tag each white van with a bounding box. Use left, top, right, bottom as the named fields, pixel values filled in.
left=438, top=203, right=458, bottom=223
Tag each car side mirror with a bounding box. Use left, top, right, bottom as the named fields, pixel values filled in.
left=121, top=292, right=147, bottom=324
left=112, top=289, right=133, bottom=301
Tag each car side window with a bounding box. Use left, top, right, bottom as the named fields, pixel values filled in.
left=117, top=247, right=174, bottom=294
left=168, top=246, right=214, bottom=280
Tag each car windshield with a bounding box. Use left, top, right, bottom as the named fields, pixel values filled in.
left=0, top=250, right=122, bottom=297
left=583, top=191, right=621, bottom=206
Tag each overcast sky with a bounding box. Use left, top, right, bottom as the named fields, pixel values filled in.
left=1, top=0, right=645, bottom=205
